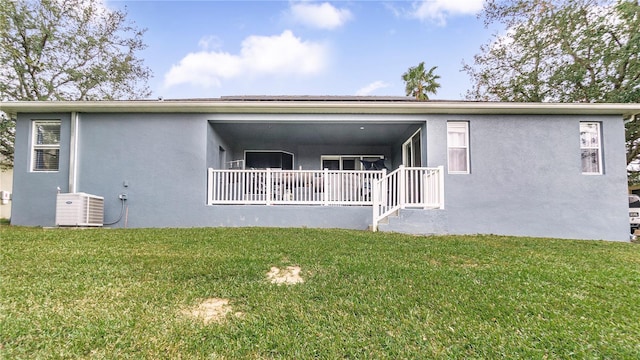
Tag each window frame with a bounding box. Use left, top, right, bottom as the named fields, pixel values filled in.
left=447, top=121, right=470, bottom=174
left=320, top=155, right=385, bottom=171
left=580, top=122, right=603, bottom=175
left=30, top=120, right=61, bottom=172
left=402, top=129, right=422, bottom=167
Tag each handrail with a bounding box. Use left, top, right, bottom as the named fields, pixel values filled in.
left=208, top=168, right=385, bottom=206
left=371, top=166, right=444, bottom=231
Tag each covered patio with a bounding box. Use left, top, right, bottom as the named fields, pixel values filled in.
left=207, top=112, right=428, bottom=172
left=207, top=166, right=445, bottom=230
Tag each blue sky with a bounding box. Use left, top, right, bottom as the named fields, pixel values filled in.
left=106, top=0, right=496, bottom=100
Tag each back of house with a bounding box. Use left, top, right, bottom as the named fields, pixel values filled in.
left=2, top=97, right=637, bottom=241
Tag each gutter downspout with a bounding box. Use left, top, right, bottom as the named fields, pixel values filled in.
left=69, top=112, right=79, bottom=193
left=624, top=112, right=640, bottom=124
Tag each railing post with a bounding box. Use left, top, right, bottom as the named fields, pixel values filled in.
left=266, top=168, right=272, bottom=206
left=323, top=168, right=329, bottom=206
left=399, top=165, right=406, bottom=209
left=207, top=168, right=213, bottom=205
left=372, top=178, right=379, bottom=232
left=438, top=165, right=445, bottom=209
left=382, top=168, right=387, bottom=208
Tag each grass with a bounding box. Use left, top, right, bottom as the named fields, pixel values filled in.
left=1, top=226, right=640, bottom=359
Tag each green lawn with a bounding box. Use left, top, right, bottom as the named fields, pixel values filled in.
left=1, top=226, right=640, bottom=359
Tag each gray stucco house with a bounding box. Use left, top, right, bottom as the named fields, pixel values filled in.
left=3, top=96, right=640, bottom=241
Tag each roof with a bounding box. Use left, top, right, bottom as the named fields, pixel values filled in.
left=219, top=95, right=415, bottom=102
left=2, top=96, right=640, bottom=118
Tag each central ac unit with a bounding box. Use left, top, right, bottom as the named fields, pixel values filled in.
left=56, top=193, right=104, bottom=227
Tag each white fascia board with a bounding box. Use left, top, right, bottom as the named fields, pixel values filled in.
left=2, top=100, right=640, bottom=117
left=207, top=113, right=429, bottom=123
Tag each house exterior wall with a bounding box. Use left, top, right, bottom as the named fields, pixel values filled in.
left=10, top=111, right=630, bottom=241
left=206, top=121, right=233, bottom=169
left=11, top=113, right=384, bottom=229
left=409, top=114, right=629, bottom=241
left=12, top=113, right=71, bottom=226
left=75, top=113, right=210, bottom=227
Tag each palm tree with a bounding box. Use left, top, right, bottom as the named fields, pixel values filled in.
left=402, top=62, right=441, bottom=100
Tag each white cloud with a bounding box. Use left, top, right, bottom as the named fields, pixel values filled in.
left=198, top=35, right=223, bottom=50
left=163, top=30, right=329, bottom=89
left=355, top=81, right=390, bottom=96
left=408, top=0, right=484, bottom=25
left=384, top=2, right=402, bottom=18
left=239, top=31, right=327, bottom=74
left=289, top=1, right=352, bottom=29
left=164, top=52, right=242, bottom=88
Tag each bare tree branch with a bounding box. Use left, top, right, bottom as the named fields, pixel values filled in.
left=0, top=0, right=153, bottom=167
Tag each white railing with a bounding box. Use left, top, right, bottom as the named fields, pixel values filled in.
left=208, top=168, right=385, bottom=206
left=371, top=166, right=444, bottom=231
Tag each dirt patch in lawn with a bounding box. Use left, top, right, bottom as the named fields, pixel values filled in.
left=182, top=298, right=241, bottom=325
left=266, top=266, right=304, bottom=285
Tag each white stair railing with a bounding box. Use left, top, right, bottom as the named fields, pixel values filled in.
left=371, top=166, right=444, bottom=231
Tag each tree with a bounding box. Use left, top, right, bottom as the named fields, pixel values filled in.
left=0, top=0, right=152, bottom=167
left=463, top=0, right=640, bottom=182
left=0, top=114, right=14, bottom=170
left=402, top=62, right=441, bottom=100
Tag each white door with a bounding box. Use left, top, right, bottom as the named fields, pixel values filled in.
left=402, top=129, right=422, bottom=167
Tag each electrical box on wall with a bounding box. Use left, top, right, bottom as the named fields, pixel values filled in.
left=55, top=193, right=104, bottom=227
left=0, top=190, right=9, bottom=205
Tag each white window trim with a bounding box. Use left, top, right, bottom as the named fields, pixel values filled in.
left=580, top=122, right=603, bottom=175
left=320, top=155, right=385, bottom=170
left=447, top=121, right=470, bottom=174
left=30, top=120, right=61, bottom=172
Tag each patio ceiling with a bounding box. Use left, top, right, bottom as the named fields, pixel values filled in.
left=210, top=122, right=419, bottom=147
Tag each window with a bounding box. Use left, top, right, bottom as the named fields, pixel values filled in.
left=580, top=122, right=602, bottom=174
left=320, top=155, right=385, bottom=170
left=31, top=120, right=61, bottom=172
left=244, top=150, right=293, bottom=169
left=447, top=121, right=469, bottom=174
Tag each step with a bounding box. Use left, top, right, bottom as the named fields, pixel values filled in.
left=369, top=209, right=400, bottom=231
